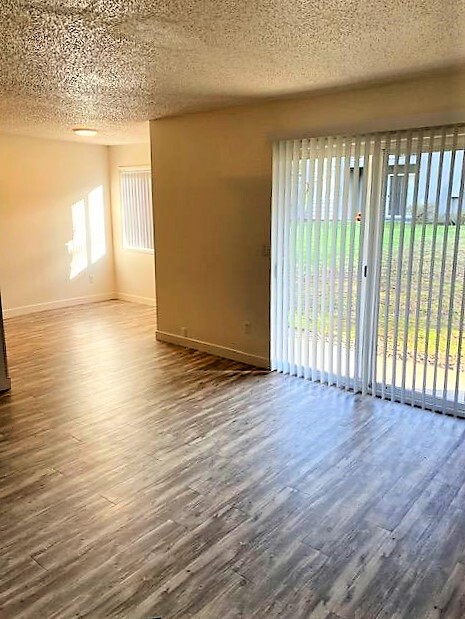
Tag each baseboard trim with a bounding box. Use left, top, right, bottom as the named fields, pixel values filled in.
left=4, top=293, right=117, bottom=318
left=116, top=293, right=156, bottom=306
left=156, top=330, right=270, bottom=369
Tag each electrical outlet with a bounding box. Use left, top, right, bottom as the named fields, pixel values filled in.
left=181, top=327, right=188, bottom=337
left=88, top=273, right=94, bottom=284
left=243, top=321, right=251, bottom=335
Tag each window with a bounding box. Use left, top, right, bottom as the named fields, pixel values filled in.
left=120, top=168, right=154, bottom=251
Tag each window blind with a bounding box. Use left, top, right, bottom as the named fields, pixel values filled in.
left=271, top=125, right=465, bottom=416
left=120, top=169, right=154, bottom=251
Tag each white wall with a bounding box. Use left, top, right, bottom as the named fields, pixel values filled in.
left=150, top=68, right=465, bottom=368
left=109, top=143, right=155, bottom=306
left=0, top=134, right=115, bottom=317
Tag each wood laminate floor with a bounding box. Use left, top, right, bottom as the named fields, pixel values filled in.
left=2, top=301, right=465, bottom=618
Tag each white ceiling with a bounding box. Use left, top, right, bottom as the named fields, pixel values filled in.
left=1, top=1, right=464, bottom=145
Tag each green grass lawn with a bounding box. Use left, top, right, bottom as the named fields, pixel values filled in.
left=291, top=221, right=465, bottom=368
left=296, top=219, right=444, bottom=263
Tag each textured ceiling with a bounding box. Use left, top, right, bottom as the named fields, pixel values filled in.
left=0, top=1, right=464, bottom=144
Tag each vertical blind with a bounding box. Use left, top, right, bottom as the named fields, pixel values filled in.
left=120, top=169, right=154, bottom=251
left=271, top=125, right=465, bottom=416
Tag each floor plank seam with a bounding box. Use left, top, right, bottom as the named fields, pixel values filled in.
left=30, top=556, right=48, bottom=572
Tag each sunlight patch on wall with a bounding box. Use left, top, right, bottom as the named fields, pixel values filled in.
left=67, top=186, right=107, bottom=281
left=68, top=199, right=88, bottom=280
left=88, top=186, right=106, bottom=264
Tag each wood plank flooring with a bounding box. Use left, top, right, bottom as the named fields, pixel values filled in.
left=1, top=300, right=465, bottom=618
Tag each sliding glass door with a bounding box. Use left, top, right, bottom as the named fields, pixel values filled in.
left=373, top=130, right=465, bottom=414
left=271, top=125, right=465, bottom=416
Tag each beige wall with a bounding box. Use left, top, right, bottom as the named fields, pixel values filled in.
left=0, top=134, right=115, bottom=317
left=151, top=68, right=465, bottom=367
left=109, top=143, right=155, bottom=305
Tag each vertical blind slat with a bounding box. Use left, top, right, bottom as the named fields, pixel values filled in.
left=371, top=135, right=392, bottom=392
left=282, top=141, right=293, bottom=373
left=295, top=140, right=307, bottom=376
left=303, top=139, right=317, bottom=379
left=270, top=143, right=279, bottom=370
left=354, top=135, right=370, bottom=390
left=447, top=152, right=465, bottom=412
left=432, top=132, right=458, bottom=403
left=274, top=142, right=287, bottom=372
left=381, top=132, right=402, bottom=401
left=311, top=139, right=324, bottom=381
left=363, top=135, right=382, bottom=394
left=345, top=136, right=361, bottom=390
left=454, top=251, right=465, bottom=415
left=319, top=137, right=334, bottom=382
left=411, top=134, right=434, bottom=401
left=400, top=131, right=424, bottom=403
left=391, top=131, right=413, bottom=403
left=328, top=136, right=343, bottom=386
left=288, top=140, right=300, bottom=375
left=422, top=129, right=447, bottom=409
left=336, top=138, right=352, bottom=388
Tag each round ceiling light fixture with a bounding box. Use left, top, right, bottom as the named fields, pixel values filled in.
left=73, top=128, right=98, bottom=137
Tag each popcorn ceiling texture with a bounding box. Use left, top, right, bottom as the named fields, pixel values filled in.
left=0, top=1, right=464, bottom=144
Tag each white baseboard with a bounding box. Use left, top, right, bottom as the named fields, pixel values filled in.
left=3, top=293, right=117, bottom=318
left=156, top=330, right=270, bottom=369
left=116, top=292, right=156, bottom=306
